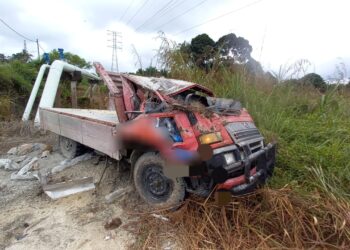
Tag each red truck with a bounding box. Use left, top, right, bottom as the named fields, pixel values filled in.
left=39, top=62, right=276, bottom=208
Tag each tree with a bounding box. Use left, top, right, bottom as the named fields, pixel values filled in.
left=300, top=73, right=327, bottom=91
left=190, top=34, right=215, bottom=69
left=215, top=33, right=252, bottom=64
left=245, top=57, right=264, bottom=75
left=46, top=49, right=91, bottom=68
left=10, top=50, right=32, bottom=63
left=136, top=66, right=168, bottom=77
left=0, top=53, right=7, bottom=62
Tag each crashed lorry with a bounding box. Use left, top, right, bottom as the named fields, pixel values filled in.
left=26, top=60, right=276, bottom=208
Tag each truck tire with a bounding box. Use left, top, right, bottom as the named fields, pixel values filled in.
left=133, top=152, right=185, bottom=209
left=59, top=136, right=83, bottom=159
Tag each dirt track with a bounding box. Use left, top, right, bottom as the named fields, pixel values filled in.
left=0, top=132, right=139, bottom=250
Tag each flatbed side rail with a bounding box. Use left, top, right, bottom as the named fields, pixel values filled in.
left=40, top=108, right=120, bottom=160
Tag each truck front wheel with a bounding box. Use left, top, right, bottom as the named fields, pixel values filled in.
left=133, top=152, right=185, bottom=208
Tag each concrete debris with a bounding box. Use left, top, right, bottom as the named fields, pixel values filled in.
left=43, top=177, right=95, bottom=199
left=7, top=143, right=51, bottom=156
left=105, top=186, right=133, bottom=204
left=17, top=157, right=39, bottom=176
left=13, top=155, right=27, bottom=163
left=7, top=147, right=18, bottom=155
left=151, top=214, right=169, bottom=222
left=51, top=153, right=93, bottom=174
left=41, top=150, right=50, bottom=159
left=19, top=157, right=33, bottom=168
left=0, top=159, right=20, bottom=171
left=104, top=217, right=122, bottom=230
left=10, top=157, right=39, bottom=181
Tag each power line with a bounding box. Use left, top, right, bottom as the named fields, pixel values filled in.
left=135, top=0, right=176, bottom=31
left=0, top=17, right=45, bottom=57
left=126, top=0, right=150, bottom=25
left=146, top=0, right=188, bottom=25
left=0, top=18, right=36, bottom=42
left=176, top=0, right=264, bottom=35
left=119, top=0, right=136, bottom=21
left=156, top=0, right=209, bottom=30
left=156, top=0, right=187, bottom=18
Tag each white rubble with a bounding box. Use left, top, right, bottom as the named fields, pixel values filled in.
left=41, top=150, right=50, bottom=159
left=0, top=159, right=20, bottom=171
left=51, top=153, right=93, bottom=174
left=7, top=143, right=50, bottom=156
left=11, top=157, right=39, bottom=181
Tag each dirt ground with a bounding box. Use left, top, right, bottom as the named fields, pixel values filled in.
left=0, top=131, right=144, bottom=250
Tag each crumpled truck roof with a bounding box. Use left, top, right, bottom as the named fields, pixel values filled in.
left=122, top=74, right=213, bottom=96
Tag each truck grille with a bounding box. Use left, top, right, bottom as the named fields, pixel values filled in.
left=225, top=122, right=264, bottom=153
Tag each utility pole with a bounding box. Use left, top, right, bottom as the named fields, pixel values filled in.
left=107, top=30, right=122, bottom=72
left=36, top=39, right=40, bottom=60
left=23, top=40, right=27, bottom=53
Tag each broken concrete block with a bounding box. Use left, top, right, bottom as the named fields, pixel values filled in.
left=41, top=150, right=50, bottom=159
left=33, top=143, right=52, bottom=153
left=0, top=159, right=20, bottom=171
left=17, top=143, right=35, bottom=156
left=17, top=157, right=38, bottom=176
left=0, top=159, right=12, bottom=169
left=11, top=158, right=38, bottom=181
left=13, top=155, right=27, bottom=163
left=19, top=157, right=32, bottom=169
left=51, top=153, right=92, bottom=174
left=7, top=143, right=52, bottom=156
left=7, top=147, right=18, bottom=155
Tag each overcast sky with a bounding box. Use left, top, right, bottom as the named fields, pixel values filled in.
left=0, top=0, right=349, bottom=78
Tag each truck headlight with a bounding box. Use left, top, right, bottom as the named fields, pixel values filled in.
left=224, top=153, right=235, bottom=165
left=199, top=132, right=222, bottom=144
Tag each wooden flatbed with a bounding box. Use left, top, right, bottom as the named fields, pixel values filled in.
left=40, top=108, right=121, bottom=160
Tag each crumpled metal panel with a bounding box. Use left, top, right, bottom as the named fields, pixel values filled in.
left=122, top=74, right=196, bottom=95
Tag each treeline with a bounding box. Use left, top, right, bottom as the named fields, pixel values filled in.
left=138, top=32, right=350, bottom=93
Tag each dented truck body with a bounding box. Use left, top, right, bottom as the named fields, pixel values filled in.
left=40, top=62, right=276, bottom=207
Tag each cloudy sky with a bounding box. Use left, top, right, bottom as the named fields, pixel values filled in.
left=0, top=0, right=349, bottom=78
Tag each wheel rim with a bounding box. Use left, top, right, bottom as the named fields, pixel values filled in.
left=142, top=164, right=172, bottom=200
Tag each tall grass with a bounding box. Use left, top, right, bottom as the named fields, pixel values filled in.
left=131, top=37, right=350, bottom=248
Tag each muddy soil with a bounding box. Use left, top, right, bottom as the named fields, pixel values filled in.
left=0, top=130, right=143, bottom=250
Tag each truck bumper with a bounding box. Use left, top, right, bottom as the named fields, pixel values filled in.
left=216, top=143, right=276, bottom=194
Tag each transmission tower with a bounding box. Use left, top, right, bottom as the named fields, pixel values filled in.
left=107, top=30, right=122, bottom=72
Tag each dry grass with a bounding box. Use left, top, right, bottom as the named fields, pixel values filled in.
left=132, top=187, right=350, bottom=249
